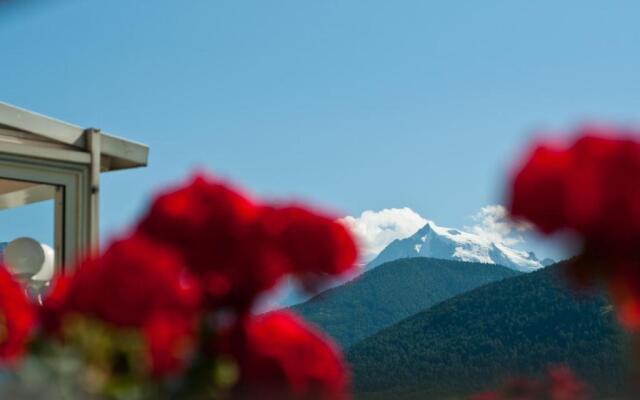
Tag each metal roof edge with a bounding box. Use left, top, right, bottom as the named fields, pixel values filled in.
left=0, top=102, right=148, bottom=170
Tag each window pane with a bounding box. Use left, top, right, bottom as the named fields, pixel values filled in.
left=0, top=178, right=60, bottom=300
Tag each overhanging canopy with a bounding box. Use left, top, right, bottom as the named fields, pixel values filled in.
left=0, top=101, right=149, bottom=171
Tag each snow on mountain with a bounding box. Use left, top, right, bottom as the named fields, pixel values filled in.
left=367, top=221, right=545, bottom=272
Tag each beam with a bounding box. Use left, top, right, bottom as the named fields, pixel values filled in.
left=0, top=102, right=149, bottom=170
left=0, top=102, right=85, bottom=146
left=0, top=184, right=56, bottom=210
left=86, top=129, right=100, bottom=250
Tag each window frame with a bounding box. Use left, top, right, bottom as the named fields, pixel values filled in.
left=0, top=153, right=91, bottom=272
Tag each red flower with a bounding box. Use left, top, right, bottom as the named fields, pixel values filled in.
left=143, top=312, right=196, bottom=376
left=547, top=366, right=589, bottom=400
left=510, top=143, right=572, bottom=234
left=39, top=275, right=71, bottom=334
left=564, top=134, right=640, bottom=250
left=53, top=235, right=200, bottom=328
left=509, top=128, right=640, bottom=330
left=137, top=174, right=358, bottom=308
left=230, top=311, right=349, bottom=399
left=42, top=236, right=200, bottom=376
left=510, top=128, right=640, bottom=251
left=259, top=205, right=358, bottom=289
left=0, top=265, right=36, bottom=363
left=137, top=174, right=288, bottom=308
left=470, top=366, right=588, bottom=400
left=603, top=268, right=640, bottom=330
left=137, top=174, right=259, bottom=278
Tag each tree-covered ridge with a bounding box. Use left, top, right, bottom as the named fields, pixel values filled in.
left=293, top=257, right=520, bottom=348
left=346, top=263, right=631, bottom=400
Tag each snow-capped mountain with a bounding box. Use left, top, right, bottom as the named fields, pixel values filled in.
left=367, top=221, right=548, bottom=272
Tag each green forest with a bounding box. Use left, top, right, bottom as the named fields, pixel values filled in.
left=293, top=257, right=520, bottom=347
left=346, top=263, right=631, bottom=399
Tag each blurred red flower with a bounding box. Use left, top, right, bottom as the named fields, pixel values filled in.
left=137, top=174, right=358, bottom=308
left=231, top=311, right=350, bottom=400
left=512, top=129, right=640, bottom=249
left=39, top=274, right=71, bottom=334
left=36, top=172, right=358, bottom=396
left=51, top=235, right=200, bottom=327
left=0, top=266, right=35, bottom=363
left=470, top=366, right=588, bottom=400
left=510, top=144, right=572, bottom=234
left=137, top=174, right=286, bottom=309
left=259, top=205, right=358, bottom=290
left=547, top=366, right=589, bottom=400
left=42, top=236, right=200, bottom=376
left=143, top=312, right=196, bottom=376
left=509, top=127, right=640, bottom=329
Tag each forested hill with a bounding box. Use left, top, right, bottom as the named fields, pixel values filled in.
left=347, top=263, right=631, bottom=400
left=292, top=257, right=520, bottom=348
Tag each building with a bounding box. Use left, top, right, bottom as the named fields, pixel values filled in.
left=0, top=102, right=148, bottom=286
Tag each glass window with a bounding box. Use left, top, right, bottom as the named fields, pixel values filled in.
left=0, top=178, right=62, bottom=302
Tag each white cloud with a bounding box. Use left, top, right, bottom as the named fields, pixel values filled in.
left=341, top=205, right=534, bottom=263
left=341, top=208, right=428, bottom=262
left=465, top=205, right=532, bottom=247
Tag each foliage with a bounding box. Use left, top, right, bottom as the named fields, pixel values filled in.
left=346, top=264, right=631, bottom=399
left=293, top=257, right=520, bottom=348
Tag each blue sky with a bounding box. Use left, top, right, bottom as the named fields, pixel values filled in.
left=2, top=1, right=640, bottom=257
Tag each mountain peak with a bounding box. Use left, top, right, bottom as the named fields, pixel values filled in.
left=367, top=221, right=543, bottom=272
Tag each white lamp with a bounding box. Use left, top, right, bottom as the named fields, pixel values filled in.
left=4, top=237, right=55, bottom=282
left=32, top=243, right=55, bottom=282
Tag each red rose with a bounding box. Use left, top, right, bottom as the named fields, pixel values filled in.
left=137, top=174, right=259, bottom=277
left=41, top=236, right=200, bottom=376
left=143, top=312, right=196, bottom=376
left=137, top=174, right=358, bottom=308
left=39, top=274, right=71, bottom=334
left=231, top=311, right=349, bottom=399
left=510, top=142, right=572, bottom=234
left=511, top=128, right=640, bottom=251
left=53, top=235, right=200, bottom=328
left=260, top=205, right=358, bottom=289
left=0, top=265, right=36, bottom=363
left=566, top=134, right=640, bottom=251
left=509, top=127, right=640, bottom=331
left=137, top=174, right=288, bottom=309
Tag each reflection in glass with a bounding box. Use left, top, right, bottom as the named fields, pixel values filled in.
left=0, top=178, right=62, bottom=302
